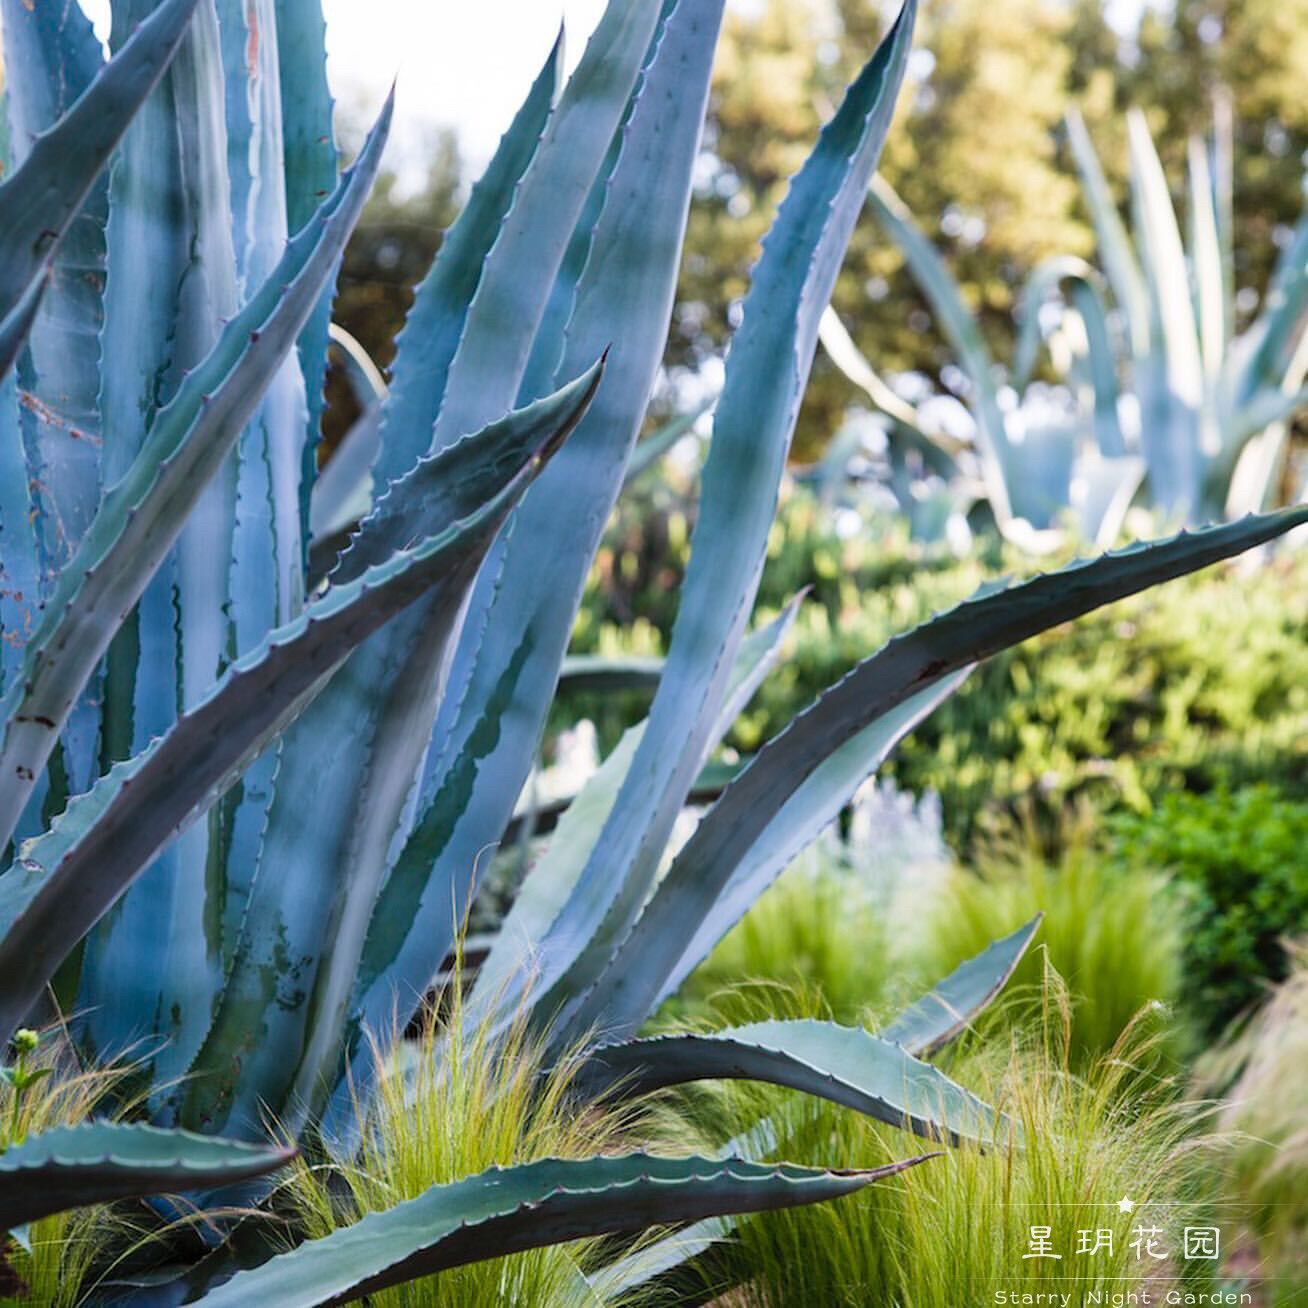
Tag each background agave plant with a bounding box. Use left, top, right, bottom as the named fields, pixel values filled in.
left=0, top=0, right=1305, bottom=1299
left=822, top=101, right=1307, bottom=547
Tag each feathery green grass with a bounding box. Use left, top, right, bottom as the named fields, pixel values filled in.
left=921, top=826, right=1194, bottom=1069
left=282, top=968, right=653, bottom=1307
left=670, top=984, right=1218, bottom=1307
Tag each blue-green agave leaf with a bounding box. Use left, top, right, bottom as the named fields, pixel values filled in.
left=879, top=917, right=1042, bottom=1055
left=336, top=0, right=723, bottom=1129
left=867, top=173, right=1015, bottom=518
left=427, top=1, right=663, bottom=453
left=1187, top=135, right=1226, bottom=381
left=588, top=508, right=1308, bottom=1032
left=468, top=598, right=802, bottom=1027
left=534, top=3, right=917, bottom=1036
left=1064, top=107, right=1149, bottom=357
left=85, top=0, right=246, bottom=1087
left=0, top=434, right=569, bottom=1048
left=277, top=0, right=340, bottom=524
left=644, top=671, right=970, bottom=1015
left=581, top=1020, right=1000, bottom=1146
left=1126, top=108, right=1205, bottom=518
left=0, top=1122, right=292, bottom=1229
left=369, top=33, right=562, bottom=491
left=0, top=95, right=393, bottom=855
left=198, top=1152, right=934, bottom=1307
left=182, top=362, right=605, bottom=1135
left=0, top=0, right=199, bottom=355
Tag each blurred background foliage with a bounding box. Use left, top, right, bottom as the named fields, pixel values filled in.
left=331, top=0, right=1308, bottom=458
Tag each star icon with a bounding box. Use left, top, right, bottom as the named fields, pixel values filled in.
left=1117, top=1197, right=1135, bottom=1214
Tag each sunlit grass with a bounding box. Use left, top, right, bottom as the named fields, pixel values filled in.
left=283, top=966, right=654, bottom=1307
left=920, top=822, right=1195, bottom=1069
left=665, top=979, right=1219, bottom=1307
left=0, top=1025, right=144, bottom=1308
left=1198, top=943, right=1308, bottom=1303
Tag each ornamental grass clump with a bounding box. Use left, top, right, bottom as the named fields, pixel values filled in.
left=683, top=985, right=1219, bottom=1308
left=921, top=826, right=1194, bottom=1069
left=283, top=968, right=652, bottom=1308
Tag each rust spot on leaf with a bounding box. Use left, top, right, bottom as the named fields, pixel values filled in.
left=246, top=0, right=260, bottom=74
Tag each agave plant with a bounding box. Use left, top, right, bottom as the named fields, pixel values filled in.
left=822, top=103, right=1307, bottom=546
left=0, top=0, right=1305, bottom=1299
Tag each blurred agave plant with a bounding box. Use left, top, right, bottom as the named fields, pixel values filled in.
left=822, top=101, right=1307, bottom=548
left=0, top=0, right=1304, bottom=1299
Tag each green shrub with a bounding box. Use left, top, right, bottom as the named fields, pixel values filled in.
left=1111, top=787, right=1308, bottom=1036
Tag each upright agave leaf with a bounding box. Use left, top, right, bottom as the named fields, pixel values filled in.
left=524, top=0, right=919, bottom=1038
left=332, top=0, right=726, bottom=1130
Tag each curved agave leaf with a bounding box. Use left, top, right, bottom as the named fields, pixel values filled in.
left=531, top=0, right=918, bottom=1043
left=468, top=598, right=803, bottom=1027
left=0, top=418, right=574, bottom=1047
left=337, top=0, right=725, bottom=1132
left=0, top=0, right=200, bottom=371
left=582, top=1020, right=1000, bottom=1146
left=0, top=96, right=394, bottom=855
left=878, top=916, right=1042, bottom=1056
left=1064, top=107, right=1149, bottom=357
left=198, top=1153, right=935, bottom=1307
left=0, top=1122, right=292, bottom=1229
left=866, top=173, right=1014, bottom=518
left=590, top=508, right=1308, bottom=1033
left=184, top=362, right=605, bottom=1135
left=646, top=671, right=970, bottom=1014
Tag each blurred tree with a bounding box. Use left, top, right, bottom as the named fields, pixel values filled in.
left=322, top=0, right=1306, bottom=464
left=671, top=0, right=1306, bottom=459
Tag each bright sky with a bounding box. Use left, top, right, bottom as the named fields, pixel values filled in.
left=79, top=1, right=609, bottom=173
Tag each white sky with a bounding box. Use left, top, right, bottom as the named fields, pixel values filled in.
left=77, top=0, right=1149, bottom=180
left=79, top=1, right=609, bottom=173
